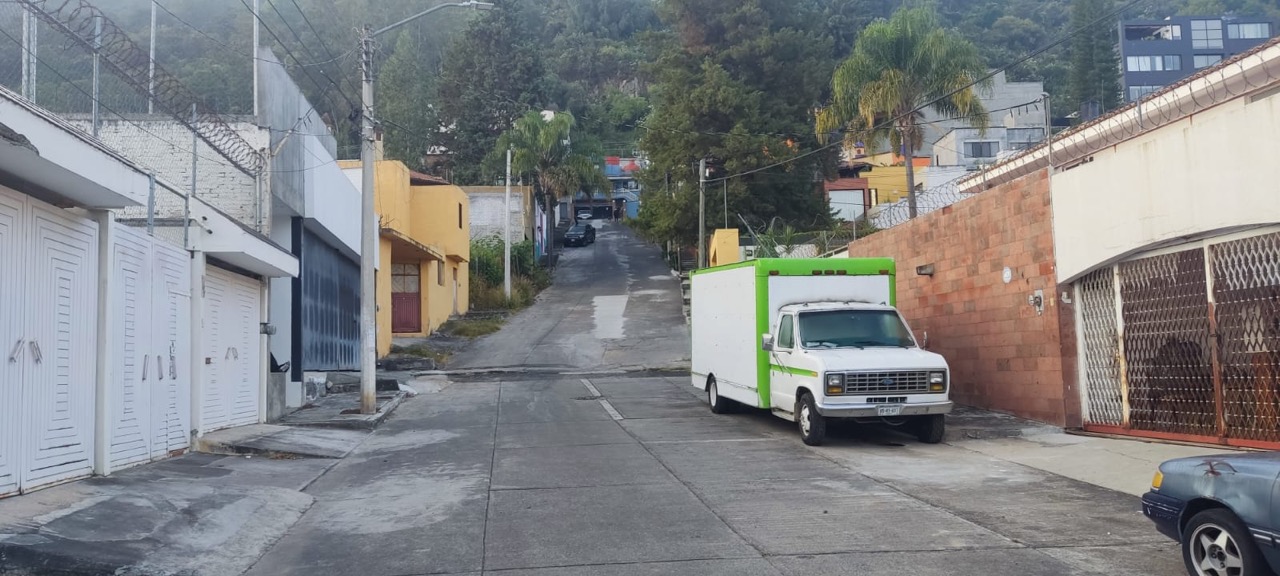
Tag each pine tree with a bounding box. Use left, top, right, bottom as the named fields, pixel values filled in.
left=1068, top=0, right=1122, bottom=119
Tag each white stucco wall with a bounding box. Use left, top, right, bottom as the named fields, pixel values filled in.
left=1052, top=85, right=1280, bottom=282
left=302, top=135, right=361, bottom=255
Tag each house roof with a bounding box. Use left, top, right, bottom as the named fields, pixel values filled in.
left=409, top=170, right=450, bottom=186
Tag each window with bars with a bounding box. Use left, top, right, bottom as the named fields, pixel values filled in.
left=1126, top=55, right=1182, bottom=72
left=1192, top=19, right=1224, bottom=49
left=1227, top=22, right=1270, bottom=39
left=391, top=264, right=420, bottom=293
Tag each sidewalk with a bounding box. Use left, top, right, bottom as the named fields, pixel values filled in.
left=942, top=406, right=1238, bottom=497
left=0, top=385, right=417, bottom=576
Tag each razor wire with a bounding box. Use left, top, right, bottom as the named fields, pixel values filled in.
left=0, top=1, right=265, bottom=233
left=1, top=0, right=263, bottom=176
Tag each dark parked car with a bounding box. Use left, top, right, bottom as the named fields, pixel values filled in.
left=564, top=224, right=594, bottom=247
left=1142, top=452, right=1280, bottom=576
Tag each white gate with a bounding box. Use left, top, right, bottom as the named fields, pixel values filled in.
left=0, top=187, right=98, bottom=496
left=108, top=224, right=191, bottom=471
left=202, top=267, right=262, bottom=432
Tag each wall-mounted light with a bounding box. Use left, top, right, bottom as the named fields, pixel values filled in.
left=916, top=264, right=935, bottom=276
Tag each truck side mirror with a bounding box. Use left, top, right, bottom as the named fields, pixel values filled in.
left=761, top=333, right=774, bottom=351
left=921, top=331, right=930, bottom=350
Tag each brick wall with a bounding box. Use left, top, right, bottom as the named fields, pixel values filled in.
left=844, top=168, right=1069, bottom=425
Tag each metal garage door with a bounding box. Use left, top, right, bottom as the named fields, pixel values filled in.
left=108, top=224, right=192, bottom=471
left=0, top=187, right=98, bottom=496
left=1078, top=229, right=1280, bottom=448
left=202, top=266, right=262, bottom=432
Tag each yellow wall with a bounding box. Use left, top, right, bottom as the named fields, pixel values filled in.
left=377, top=237, right=393, bottom=357
left=709, top=229, right=740, bottom=267
left=340, top=160, right=472, bottom=357
left=857, top=152, right=931, bottom=205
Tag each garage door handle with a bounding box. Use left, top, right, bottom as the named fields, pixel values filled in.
left=157, top=354, right=164, bottom=380
left=8, top=338, right=23, bottom=363
left=142, top=354, right=149, bottom=381
left=29, top=340, right=41, bottom=364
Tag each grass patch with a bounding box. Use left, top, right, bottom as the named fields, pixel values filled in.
left=441, top=316, right=505, bottom=339
left=388, top=343, right=451, bottom=364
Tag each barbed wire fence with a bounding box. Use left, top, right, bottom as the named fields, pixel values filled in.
left=0, top=0, right=266, bottom=246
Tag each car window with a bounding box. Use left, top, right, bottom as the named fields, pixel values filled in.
left=777, top=315, right=795, bottom=349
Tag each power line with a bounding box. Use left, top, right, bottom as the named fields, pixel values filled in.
left=704, top=0, right=1148, bottom=184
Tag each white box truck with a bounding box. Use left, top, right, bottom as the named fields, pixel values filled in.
left=690, top=258, right=952, bottom=445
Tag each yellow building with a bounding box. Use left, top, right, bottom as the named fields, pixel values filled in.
left=852, top=151, right=931, bottom=205
left=338, top=160, right=471, bottom=357
left=708, top=229, right=740, bottom=267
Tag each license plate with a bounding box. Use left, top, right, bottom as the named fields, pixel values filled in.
left=877, top=405, right=903, bottom=417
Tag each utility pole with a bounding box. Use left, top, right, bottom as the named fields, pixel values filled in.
left=358, top=25, right=377, bottom=415
left=697, top=158, right=707, bottom=269
left=722, top=179, right=728, bottom=229
left=251, top=0, right=259, bottom=118
left=504, top=146, right=512, bottom=300
left=357, top=1, right=494, bottom=415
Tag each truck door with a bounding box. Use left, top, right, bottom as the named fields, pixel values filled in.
left=769, top=314, right=801, bottom=412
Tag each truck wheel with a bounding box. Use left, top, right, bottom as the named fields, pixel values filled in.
left=707, top=377, right=734, bottom=414
left=797, top=393, right=827, bottom=446
left=915, top=414, right=945, bottom=444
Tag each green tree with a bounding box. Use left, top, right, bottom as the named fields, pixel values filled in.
left=494, top=111, right=607, bottom=259
left=1067, top=0, right=1122, bottom=117
left=436, top=0, right=551, bottom=185
left=635, top=0, right=837, bottom=251
left=379, top=33, right=439, bottom=169
left=816, top=8, right=990, bottom=219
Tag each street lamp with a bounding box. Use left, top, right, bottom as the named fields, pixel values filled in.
left=357, top=0, right=495, bottom=414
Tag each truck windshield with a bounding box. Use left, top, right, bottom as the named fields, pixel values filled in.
left=798, top=310, right=915, bottom=349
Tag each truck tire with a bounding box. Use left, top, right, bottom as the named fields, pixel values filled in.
left=915, top=414, right=945, bottom=444
left=707, top=377, right=734, bottom=414
left=797, top=393, right=827, bottom=446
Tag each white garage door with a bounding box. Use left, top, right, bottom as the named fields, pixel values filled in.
left=202, top=266, right=262, bottom=432
left=108, top=224, right=192, bottom=471
left=0, top=187, right=98, bottom=496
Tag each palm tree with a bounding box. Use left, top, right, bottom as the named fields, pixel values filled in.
left=816, top=8, right=990, bottom=219
left=496, top=111, right=607, bottom=263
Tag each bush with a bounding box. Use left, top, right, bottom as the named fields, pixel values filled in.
left=468, top=235, right=549, bottom=311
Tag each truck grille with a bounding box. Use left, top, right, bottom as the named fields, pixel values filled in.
left=841, top=371, right=931, bottom=394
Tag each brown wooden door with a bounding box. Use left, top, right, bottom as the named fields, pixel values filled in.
left=391, top=263, right=421, bottom=333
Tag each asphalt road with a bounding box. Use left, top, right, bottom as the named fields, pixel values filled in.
left=451, top=220, right=690, bottom=372
left=246, top=223, right=1185, bottom=576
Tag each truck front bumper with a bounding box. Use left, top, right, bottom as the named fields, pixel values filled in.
left=815, top=400, right=953, bottom=418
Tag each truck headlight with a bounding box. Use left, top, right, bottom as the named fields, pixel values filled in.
left=1152, top=470, right=1163, bottom=490
left=929, top=371, right=946, bottom=392
left=825, top=373, right=844, bottom=395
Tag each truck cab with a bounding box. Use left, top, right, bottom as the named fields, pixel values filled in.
left=763, top=302, right=951, bottom=445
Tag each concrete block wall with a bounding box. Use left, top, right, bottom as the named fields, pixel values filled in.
left=844, top=168, right=1069, bottom=425
left=65, top=116, right=266, bottom=229
left=468, top=190, right=528, bottom=242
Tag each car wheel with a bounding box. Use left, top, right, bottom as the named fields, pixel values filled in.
left=797, top=393, right=827, bottom=446
left=1183, top=508, right=1268, bottom=576
left=914, top=414, right=946, bottom=444
left=707, top=377, right=734, bottom=414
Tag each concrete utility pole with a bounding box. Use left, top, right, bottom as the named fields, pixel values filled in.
left=358, top=0, right=494, bottom=415
left=697, top=158, right=706, bottom=269
left=504, top=146, right=512, bottom=300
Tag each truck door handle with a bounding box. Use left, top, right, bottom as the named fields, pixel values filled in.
left=157, top=354, right=164, bottom=380
left=8, top=338, right=24, bottom=363
left=142, top=354, right=149, bottom=381
left=29, top=340, right=41, bottom=364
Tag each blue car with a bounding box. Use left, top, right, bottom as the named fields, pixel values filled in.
left=1142, top=452, right=1280, bottom=576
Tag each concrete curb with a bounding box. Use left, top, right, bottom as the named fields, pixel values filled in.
left=286, top=391, right=409, bottom=431
left=414, top=364, right=691, bottom=378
